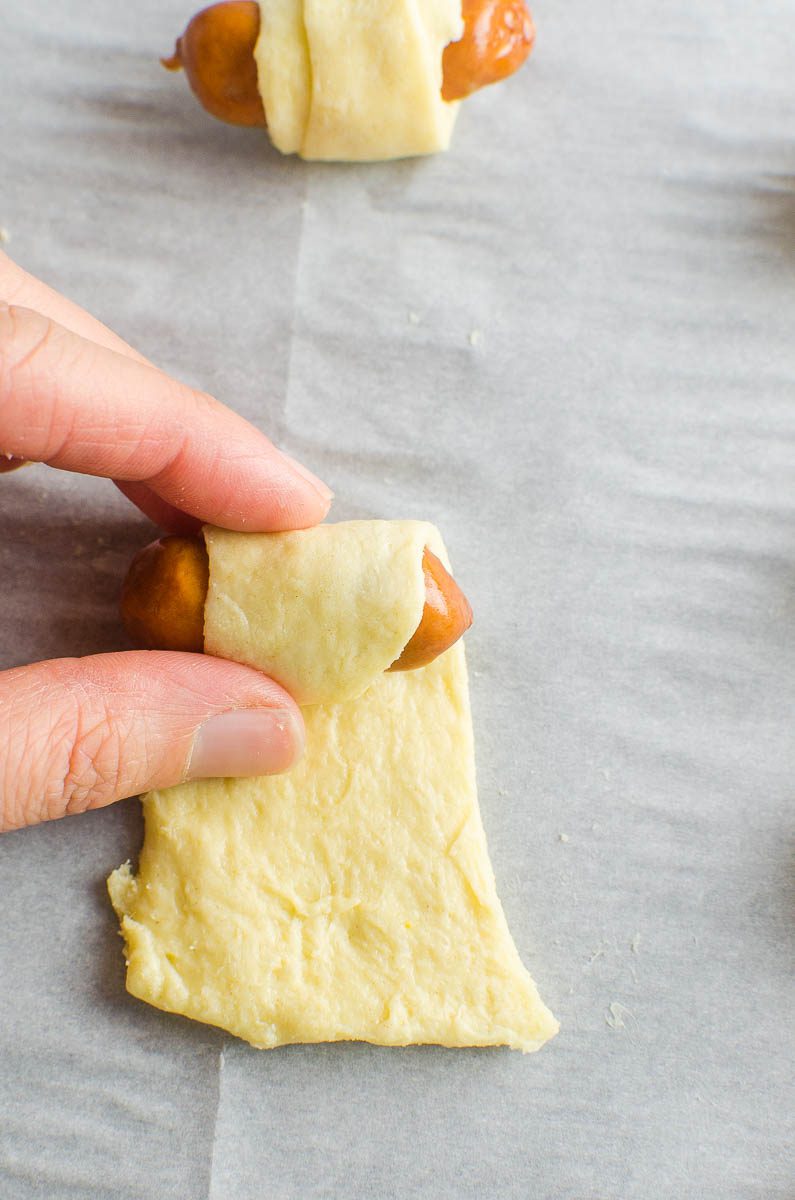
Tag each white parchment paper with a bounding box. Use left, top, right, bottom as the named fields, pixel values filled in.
left=1, top=1, right=793, bottom=1196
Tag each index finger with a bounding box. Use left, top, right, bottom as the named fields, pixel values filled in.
left=0, top=303, right=332, bottom=532
left=0, top=250, right=147, bottom=363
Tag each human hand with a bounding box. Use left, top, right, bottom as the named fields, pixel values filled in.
left=0, top=252, right=332, bottom=832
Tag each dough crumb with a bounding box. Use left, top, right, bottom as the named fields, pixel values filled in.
left=0, top=226, right=9, bottom=244
left=605, top=1001, right=634, bottom=1030
left=584, top=943, right=606, bottom=968
left=407, top=310, right=421, bottom=325
left=558, top=833, right=569, bottom=843
left=630, top=932, right=641, bottom=954
left=468, top=328, right=483, bottom=347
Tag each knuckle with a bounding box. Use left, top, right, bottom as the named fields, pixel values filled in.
left=0, top=691, right=83, bottom=830
left=58, top=708, right=130, bottom=817
left=0, top=304, right=59, bottom=387
left=0, top=669, right=136, bottom=832
left=0, top=709, right=36, bottom=831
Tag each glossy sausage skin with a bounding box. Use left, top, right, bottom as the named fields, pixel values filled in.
left=120, top=536, right=209, bottom=654
left=120, top=535, right=472, bottom=671
left=387, top=547, right=473, bottom=672
left=163, top=0, right=534, bottom=126
left=442, top=0, right=535, bottom=101
left=162, top=1, right=267, bottom=127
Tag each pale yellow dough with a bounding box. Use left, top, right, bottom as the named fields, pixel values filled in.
left=254, top=0, right=463, bottom=161
left=109, top=522, right=558, bottom=1052
left=203, top=520, right=432, bottom=706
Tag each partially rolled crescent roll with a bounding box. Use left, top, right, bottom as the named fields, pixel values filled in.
left=108, top=521, right=558, bottom=1052
left=204, top=520, right=443, bottom=704
left=256, top=0, right=464, bottom=159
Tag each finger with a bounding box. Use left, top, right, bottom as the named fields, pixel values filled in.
left=0, top=303, right=332, bottom=531
left=113, top=480, right=204, bottom=535
left=0, top=652, right=306, bottom=832
left=0, top=454, right=29, bottom=474
left=0, top=250, right=147, bottom=363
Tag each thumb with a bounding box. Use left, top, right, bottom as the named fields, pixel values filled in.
left=0, top=652, right=305, bottom=832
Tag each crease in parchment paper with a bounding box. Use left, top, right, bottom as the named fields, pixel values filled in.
left=203, top=174, right=313, bottom=1200
left=271, top=175, right=311, bottom=454
left=206, top=1044, right=226, bottom=1199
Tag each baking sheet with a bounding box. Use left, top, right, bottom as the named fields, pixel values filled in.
left=1, top=1, right=793, bottom=1196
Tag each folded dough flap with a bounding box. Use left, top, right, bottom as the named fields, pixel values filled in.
left=203, top=520, right=435, bottom=706
left=255, top=0, right=462, bottom=161
left=108, top=520, right=558, bottom=1053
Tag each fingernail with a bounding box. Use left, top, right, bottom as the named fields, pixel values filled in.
left=280, top=452, right=334, bottom=504
left=187, top=708, right=304, bottom=781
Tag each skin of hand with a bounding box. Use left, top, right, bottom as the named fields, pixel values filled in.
left=0, top=251, right=333, bottom=833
